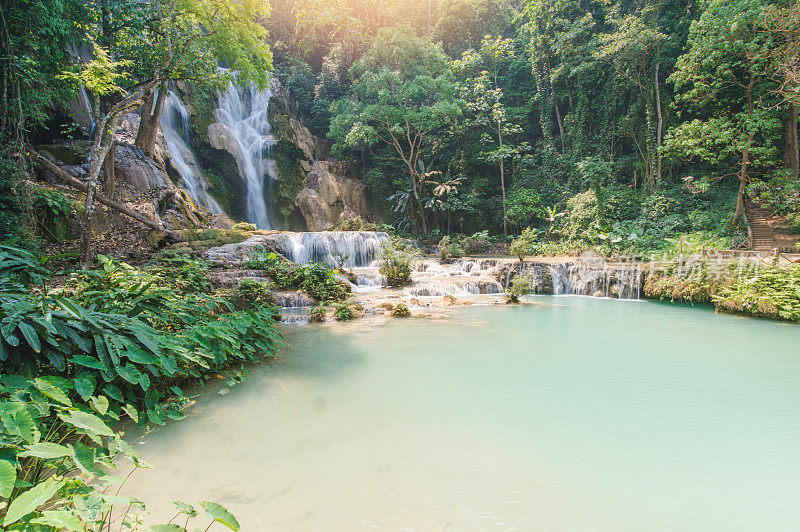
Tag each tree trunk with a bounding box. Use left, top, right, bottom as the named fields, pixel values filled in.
left=655, top=63, right=663, bottom=185
left=548, top=57, right=565, bottom=153
left=784, top=102, right=799, bottom=179
left=734, top=80, right=756, bottom=222
left=135, top=88, right=167, bottom=157
left=101, top=141, right=115, bottom=198
left=32, top=151, right=176, bottom=234
left=498, top=120, right=508, bottom=238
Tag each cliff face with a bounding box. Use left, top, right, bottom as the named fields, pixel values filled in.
left=191, top=78, right=372, bottom=231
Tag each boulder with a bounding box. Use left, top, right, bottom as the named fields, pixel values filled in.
left=295, top=161, right=370, bottom=231
left=114, top=143, right=174, bottom=190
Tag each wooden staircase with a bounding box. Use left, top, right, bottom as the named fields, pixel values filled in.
left=744, top=200, right=800, bottom=252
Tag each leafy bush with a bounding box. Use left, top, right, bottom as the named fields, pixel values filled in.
left=245, top=250, right=349, bottom=302
left=438, top=235, right=464, bottom=260
left=333, top=300, right=356, bottom=321
left=0, top=375, right=241, bottom=530
left=233, top=279, right=276, bottom=311
left=1, top=246, right=281, bottom=426
left=509, top=228, right=538, bottom=262
left=391, top=303, right=411, bottom=317
left=507, top=274, right=534, bottom=303
left=379, top=239, right=421, bottom=286
left=308, top=304, right=327, bottom=323
left=461, top=230, right=493, bottom=255
left=715, top=264, right=800, bottom=322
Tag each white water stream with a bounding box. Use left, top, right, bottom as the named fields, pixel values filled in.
left=215, top=83, right=276, bottom=229
left=160, top=91, right=223, bottom=214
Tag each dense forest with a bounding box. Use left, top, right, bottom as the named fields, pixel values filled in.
left=3, top=0, right=800, bottom=255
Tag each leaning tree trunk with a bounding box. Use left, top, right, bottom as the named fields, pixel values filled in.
left=135, top=87, right=167, bottom=157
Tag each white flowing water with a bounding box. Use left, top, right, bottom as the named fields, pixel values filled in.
left=264, top=231, right=390, bottom=268
left=549, top=262, right=642, bottom=299
left=160, top=92, right=223, bottom=214
left=216, top=83, right=275, bottom=229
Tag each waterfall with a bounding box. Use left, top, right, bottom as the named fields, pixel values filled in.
left=261, top=231, right=389, bottom=268
left=548, top=261, right=642, bottom=299
left=216, top=83, right=275, bottom=229
left=161, top=91, right=223, bottom=214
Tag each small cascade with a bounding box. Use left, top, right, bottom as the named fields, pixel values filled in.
left=216, top=82, right=275, bottom=229
left=274, top=291, right=316, bottom=308
left=548, top=261, right=643, bottom=299
left=161, top=92, right=223, bottom=214
left=264, top=232, right=389, bottom=268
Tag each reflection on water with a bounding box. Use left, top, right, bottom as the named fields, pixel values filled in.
left=125, top=298, right=800, bottom=530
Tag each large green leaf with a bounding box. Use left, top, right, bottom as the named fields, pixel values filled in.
left=18, top=442, right=71, bottom=460
left=17, top=322, right=40, bottom=353
left=31, top=510, right=85, bottom=531
left=34, top=378, right=71, bottom=406
left=73, top=375, right=95, bottom=401
left=68, top=355, right=107, bottom=370
left=90, top=395, right=109, bottom=416
left=0, top=459, right=16, bottom=498
left=58, top=410, right=114, bottom=437
left=3, top=477, right=66, bottom=526
left=71, top=442, right=98, bottom=476
left=200, top=501, right=240, bottom=531
left=1, top=404, right=39, bottom=444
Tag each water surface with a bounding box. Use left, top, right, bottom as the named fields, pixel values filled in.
left=126, top=298, right=800, bottom=530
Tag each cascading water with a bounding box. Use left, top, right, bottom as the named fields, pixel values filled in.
left=215, top=82, right=275, bottom=229
left=161, top=92, right=223, bottom=214
left=549, top=262, right=642, bottom=299
left=265, top=232, right=390, bottom=268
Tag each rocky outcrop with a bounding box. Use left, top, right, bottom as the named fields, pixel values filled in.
left=295, top=161, right=370, bottom=231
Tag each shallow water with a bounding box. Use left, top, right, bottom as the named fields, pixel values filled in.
left=125, top=297, right=800, bottom=530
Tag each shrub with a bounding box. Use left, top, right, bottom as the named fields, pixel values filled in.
left=234, top=279, right=276, bottom=311
left=245, top=250, right=349, bottom=302
left=308, top=304, right=327, bottom=323
left=379, top=239, right=421, bottom=286
left=714, top=264, right=800, bottom=322
left=333, top=300, right=356, bottom=321
left=438, top=235, right=464, bottom=261
left=462, top=230, right=492, bottom=255
left=391, top=303, right=411, bottom=317
left=507, top=274, right=534, bottom=303
left=509, top=228, right=538, bottom=262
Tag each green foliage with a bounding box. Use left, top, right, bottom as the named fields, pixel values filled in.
left=31, top=186, right=74, bottom=242
left=378, top=239, right=422, bottom=286
left=308, top=304, right=327, bottom=323
left=461, top=231, right=494, bottom=255
left=0, top=375, right=240, bottom=530
left=245, top=250, right=349, bottom=302
left=231, top=222, right=257, bottom=232
left=234, top=279, right=277, bottom=311
left=507, top=274, right=535, bottom=303
left=715, top=264, right=800, bottom=322
left=391, top=303, right=411, bottom=317
left=332, top=300, right=356, bottom=321
left=509, top=228, right=538, bottom=262
left=438, top=235, right=464, bottom=261
left=0, top=246, right=281, bottom=427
